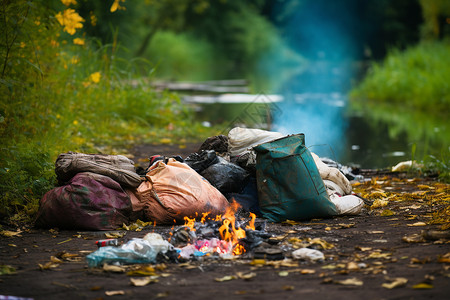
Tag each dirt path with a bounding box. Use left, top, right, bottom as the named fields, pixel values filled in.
left=0, top=144, right=448, bottom=300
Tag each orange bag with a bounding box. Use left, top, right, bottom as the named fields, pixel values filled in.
left=137, top=158, right=229, bottom=224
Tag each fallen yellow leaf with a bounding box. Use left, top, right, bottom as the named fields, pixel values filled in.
left=215, top=275, right=237, bottom=282
left=412, top=283, right=433, bottom=289
left=407, top=222, right=427, bottom=227
left=282, top=285, right=295, bottom=290
left=335, top=277, right=363, bottom=286
left=381, top=209, right=395, bottom=216
left=402, top=234, right=425, bottom=243
left=382, top=277, right=408, bottom=289
left=130, top=276, right=158, bottom=286
left=347, top=262, right=359, bottom=271
left=126, top=265, right=156, bottom=276
left=355, top=246, right=372, bottom=251
left=368, top=251, right=391, bottom=259
left=236, top=272, right=257, bottom=280
left=50, top=256, right=63, bottom=264
left=103, top=264, right=126, bottom=273
left=105, top=290, right=125, bottom=296
left=0, top=230, right=22, bottom=237
left=371, top=199, right=389, bottom=209
left=249, top=259, right=266, bottom=266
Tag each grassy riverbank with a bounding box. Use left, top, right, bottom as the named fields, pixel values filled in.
left=350, top=40, right=449, bottom=116
left=350, top=40, right=450, bottom=180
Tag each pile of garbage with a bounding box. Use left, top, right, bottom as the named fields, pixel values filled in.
left=35, top=127, right=365, bottom=232
left=87, top=202, right=271, bottom=267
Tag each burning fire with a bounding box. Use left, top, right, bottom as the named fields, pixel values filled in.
left=184, top=216, right=196, bottom=231
left=219, top=201, right=246, bottom=255
left=181, top=201, right=255, bottom=256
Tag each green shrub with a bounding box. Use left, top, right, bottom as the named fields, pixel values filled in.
left=0, top=1, right=214, bottom=222
left=350, top=40, right=450, bottom=115
left=350, top=40, right=449, bottom=180
left=145, top=31, right=219, bottom=81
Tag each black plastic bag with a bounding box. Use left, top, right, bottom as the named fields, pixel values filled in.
left=201, top=156, right=249, bottom=194
left=184, top=150, right=218, bottom=173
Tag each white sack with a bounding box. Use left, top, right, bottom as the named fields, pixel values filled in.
left=228, top=127, right=284, bottom=157
left=328, top=193, right=364, bottom=215
left=292, top=248, right=325, bottom=262
left=312, top=153, right=352, bottom=195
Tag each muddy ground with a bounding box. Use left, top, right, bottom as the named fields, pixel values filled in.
left=0, top=143, right=449, bottom=300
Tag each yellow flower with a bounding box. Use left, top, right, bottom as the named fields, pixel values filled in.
left=50, top=40, right=59, bottom=47
left=55, top=9, right=84, bottom=35
left=73, top=38, right=85, bottom=45
left=110, top=0, right=126, bottom=12
left=73, top=120, right=78, bottom=125
left=89, top=72, right=101, bottom=83
left=90, top=11, right=97, bottom=26
left=61, top=0, right=77, bottom=6
left=70, top=57, right=79, bottom=64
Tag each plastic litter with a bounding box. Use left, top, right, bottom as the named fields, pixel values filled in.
left=292, top=248, right=325, bottom=262
left=330, top=194, right=364, bottom=215
left=201, top=156, right=249, bottom=194
left=323, top=179, right=364, bottom=215
left=96, top=239, right=119, bottom=248
left=142, top=233, right=173, bottom=254
left=184, top=150, right=219, bottom=173
left=391, top=160, right=424, bottom=172
left=320, top=157, right=363, bottom=181
left=86, top=233, right=173, bottom=267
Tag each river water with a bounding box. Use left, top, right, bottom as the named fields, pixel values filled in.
left=181, top=60, right=448, bottom=169
left=187, top=91, right=447, bottom=170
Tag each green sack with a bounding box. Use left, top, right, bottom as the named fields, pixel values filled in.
left=254, top=134, right=337, bottom=222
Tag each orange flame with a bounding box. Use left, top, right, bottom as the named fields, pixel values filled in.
left=218, top=201, right=247, bottom=254
left=183, top=216, right=196, bottom=231
left=181, top=202, right=255, bottom=256
left=200, top=212, right=210, bottom=224
left=246, top=212, right=256, bottom=230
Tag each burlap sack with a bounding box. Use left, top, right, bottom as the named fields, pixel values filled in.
left=137, top=158, right=229, bottom=224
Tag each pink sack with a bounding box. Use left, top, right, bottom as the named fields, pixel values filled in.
left=137, top=158, right=229, bottom=224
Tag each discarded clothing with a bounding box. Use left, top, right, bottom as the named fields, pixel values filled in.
left=36, top=172, right=135, bottom=230
left=55, top=152, right=142, bottom=188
